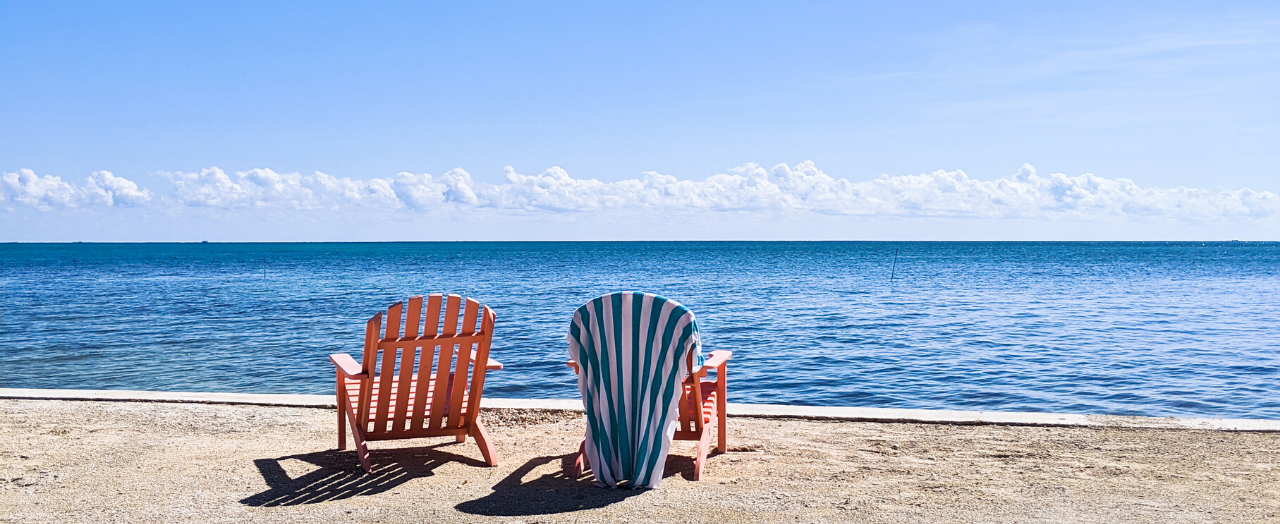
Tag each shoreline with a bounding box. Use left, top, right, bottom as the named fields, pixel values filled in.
left=2, top=387, right=1277, bottom=432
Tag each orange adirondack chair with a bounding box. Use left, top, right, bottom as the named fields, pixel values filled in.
left=328, top=294, right=502, bottom=473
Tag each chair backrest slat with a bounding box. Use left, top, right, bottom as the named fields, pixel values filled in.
left=385, top=301, right=403, bottom=340
left=465, top=307, right=497, bottom=427
left=447, top=340, right=472, bottom=428
left=411, top=294, right=443, bottom=432
left=409, top=341, right=437, bottom=431
left=392, top=296, right=424, bottom=431
left=462, top=297, right=478, bottom=335
left=373, top=302, right=403, bottom=433
left=357, top=313, right=381, bottom=426
left=431, top=294, right=462, bottom=430
left=423, top=293, right=442, bottom=336
left=447, top=298, right=481, bottom=427
left=404, top=296, right=423, bottom=338
left=442, top=295, right=461, bottom=336
left=428, top=339, right=455, bottom=430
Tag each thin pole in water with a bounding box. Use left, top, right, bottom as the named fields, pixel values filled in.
left=889, top=248, right=899, bottom=284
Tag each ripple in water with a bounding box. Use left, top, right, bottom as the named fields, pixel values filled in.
left=1, top=241, right=1277, bottom=418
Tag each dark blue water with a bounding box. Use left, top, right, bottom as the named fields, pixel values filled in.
left=2, top=241, right=1277, bottom=419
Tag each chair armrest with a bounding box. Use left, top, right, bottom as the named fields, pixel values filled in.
left=701, top=350, right=732, bottom=370
left=571, top=354, right=727, bottom=375
left=471, top=351, right=502, bottom=370
left=329, top=353, right=366, bottom=379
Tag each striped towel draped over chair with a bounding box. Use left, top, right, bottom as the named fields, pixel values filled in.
left=567, top=292, right=704, bottom=489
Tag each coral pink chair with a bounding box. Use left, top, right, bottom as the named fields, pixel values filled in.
left=329, top=294, right=502, bottom=473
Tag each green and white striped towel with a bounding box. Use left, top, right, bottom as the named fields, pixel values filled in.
left=567, top=292, right=704, bottom=489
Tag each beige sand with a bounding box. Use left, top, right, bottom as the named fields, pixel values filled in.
left=2, top=399, right=1277, bottom=523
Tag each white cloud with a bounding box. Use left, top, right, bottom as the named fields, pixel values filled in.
left=844, top=163, right=1280, bottom=220
left=82, top=170, right=152, bottom=206
left=169, top=167, right=316, bottom=208
left=388, top=168, right=482, bottom=209
left=6, top=164, right=1278, bottom=224
left=1, top=169, right=151, bottom=209
left=457, top=162, right=1280, bottom=221
left=165, top=167, right=478, bottom=210
left=1, top=169, right=78, bottom=210
left=486, top=166, right=639, bottom=211
left=312, top=172, right=399, bottom=208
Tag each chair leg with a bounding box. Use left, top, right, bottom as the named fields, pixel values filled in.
left=694, top=430, right=711, bottom=481
left=352, top=423, right=372, bottom=474
left=336, top=378, right=347, bottom=451
left=470, top=419, right=500, bottom=466
left=338, top=384, right=371, bottom=473
left=337, top=411, right=347, bottom=451
left=573, top=439, right=588, bottom=476
left=716, top=419, right=727, bottom=454
left=715, top=397, right=727, bottom=454
left=456, top=434, right=467, bottom=443
left=717, top=371, right=728, bottom=454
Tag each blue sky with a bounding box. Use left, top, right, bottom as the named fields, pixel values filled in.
left=3, top=1, right=1278, bottom=240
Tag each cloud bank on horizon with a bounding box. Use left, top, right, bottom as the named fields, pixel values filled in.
left=2, top=170, right=153, bottom=210
left=4, top=162, right=1276, bottom=225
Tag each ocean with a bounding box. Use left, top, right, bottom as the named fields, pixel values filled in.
left=1, top=241, right=1277, bottom=419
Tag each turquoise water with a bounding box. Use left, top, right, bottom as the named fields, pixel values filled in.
left=1, top=241, right=1277, bottom=418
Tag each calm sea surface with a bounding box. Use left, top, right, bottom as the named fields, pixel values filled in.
left=1, top=241, right=1277, bottom=419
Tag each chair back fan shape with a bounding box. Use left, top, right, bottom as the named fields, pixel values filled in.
left=358, top=294, right=493, bottom=437
left=331, top=293, right=500, bottom=473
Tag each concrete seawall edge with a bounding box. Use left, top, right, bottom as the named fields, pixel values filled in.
left=2, top=387, right=1276, bottom=432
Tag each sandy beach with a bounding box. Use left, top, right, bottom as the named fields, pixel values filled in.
left=2, top=398, right=1277, bottom=523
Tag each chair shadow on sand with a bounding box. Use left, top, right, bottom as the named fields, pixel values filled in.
left=241, top=443, right=704, bottom=513
left=240, top=442, right=485, bottom=506
left=454, top=451, right=699, bottom=517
